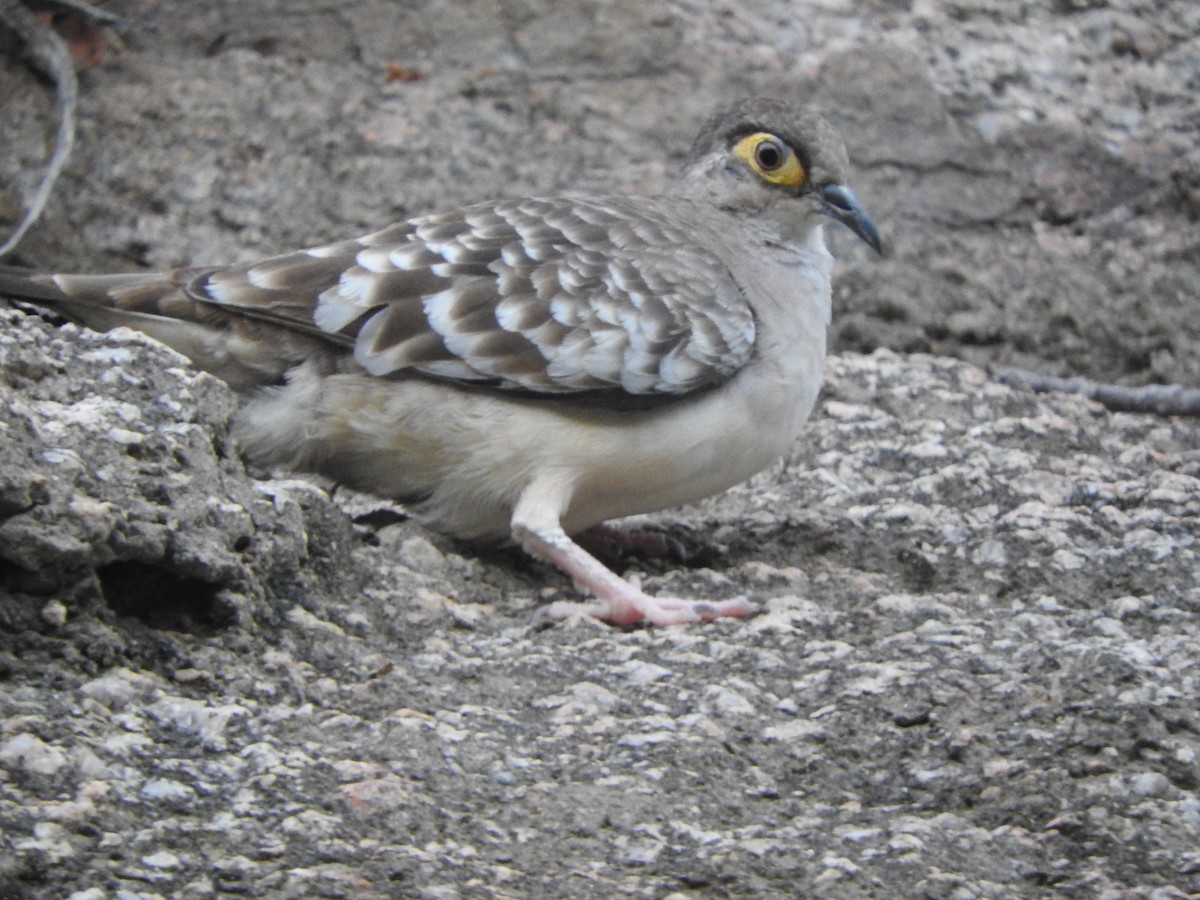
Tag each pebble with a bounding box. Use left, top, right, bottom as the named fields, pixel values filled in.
left=0, top=733, right=69, bottom=776
left=1129, top=772, right=1170, bottom=799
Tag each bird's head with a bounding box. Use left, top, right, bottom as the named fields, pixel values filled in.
left=683, top=97, right=882, bottom=254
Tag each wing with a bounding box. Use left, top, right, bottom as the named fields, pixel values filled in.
left=193, top=196, right=757, bottom=397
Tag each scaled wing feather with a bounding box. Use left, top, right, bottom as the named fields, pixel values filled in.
left=184, top=196, right=756, bottom=397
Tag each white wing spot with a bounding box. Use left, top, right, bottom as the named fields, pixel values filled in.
left=356, top=246, right=396, bottom=274
left=314, top=274, right=374, bottom=332
left=307, top=244, right=348, bottom=259
left=420, top=289, right=459, bottom=336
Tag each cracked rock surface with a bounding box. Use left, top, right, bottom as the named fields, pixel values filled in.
left=4, top=312, right=1199, bottom=897
left=2, top=1, right=1199, bottom=897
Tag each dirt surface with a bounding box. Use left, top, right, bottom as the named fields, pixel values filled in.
left=1, top=1, right=1199, bottom=897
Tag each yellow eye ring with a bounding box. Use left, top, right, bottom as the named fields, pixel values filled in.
left=732, top=132, right=807, bottom=188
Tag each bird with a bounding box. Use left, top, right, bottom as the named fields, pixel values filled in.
left=0, top=97, right=881, bottom=627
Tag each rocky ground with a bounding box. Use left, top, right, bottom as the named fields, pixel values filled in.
left=1, top=1, right=1198, bottom=897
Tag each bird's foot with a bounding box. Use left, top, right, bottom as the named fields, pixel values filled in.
left=514, top=521, right=758, bottom=627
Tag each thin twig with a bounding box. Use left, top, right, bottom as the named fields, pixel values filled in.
left=995, top=366, right=1200, bottom=417
left=0, top=0, right=78, bottom=256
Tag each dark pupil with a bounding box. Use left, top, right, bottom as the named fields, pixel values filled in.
left=756, top=140, right=782, bottom=170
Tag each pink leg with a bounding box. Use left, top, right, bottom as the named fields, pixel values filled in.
left=513, top=523, right=757, bottom=627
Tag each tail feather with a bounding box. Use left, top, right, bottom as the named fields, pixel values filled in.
left=0, top=264, right=84, bottom=305
left=0, top=265, right=325, bottom=390
left=1, top=264, right=186, bottom=311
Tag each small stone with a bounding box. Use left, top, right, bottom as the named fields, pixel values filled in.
left=143, top=850, right=182, bottom=869
left=0, top=733, right=69, bottom=776
left=40, top=599, right=68, bottom=627
left=489, top=764, right=517, bottom=786
left=398, top=535, right=448, bottom=573
left=704, top=684, right=756, bottom=716
left=624, top=839, right=663, bottom=865
left=620, top=660, right=672, bottom=685
left=80, top=668, right=156, bottom=711
left=141, top=779, right=196, bottom=802
left=618, top=731, right=675, bottom=748
left=1130, top=772, right=1170, bottom=798
left=339, top=775, right=410, bottom=815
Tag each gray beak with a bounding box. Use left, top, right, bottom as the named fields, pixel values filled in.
left=819, top=184, right=882, bottom=254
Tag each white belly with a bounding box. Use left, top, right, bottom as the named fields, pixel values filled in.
left=234, top=335, right=821, bottom=543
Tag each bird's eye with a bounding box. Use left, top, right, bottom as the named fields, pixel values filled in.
left=732, top=132, right=807, bottom=188
left=754, top=138, right=784, bottom=171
